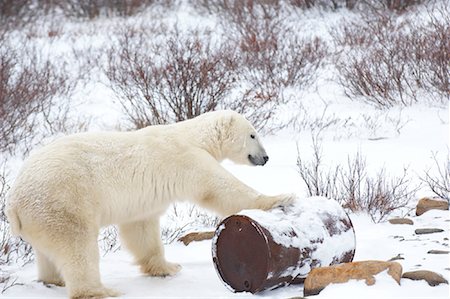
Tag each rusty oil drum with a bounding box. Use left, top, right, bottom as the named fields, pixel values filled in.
left=212, top=196, right=356, bottom=293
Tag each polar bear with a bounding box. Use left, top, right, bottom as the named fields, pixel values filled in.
left=6, top=110, right=294, bottom=299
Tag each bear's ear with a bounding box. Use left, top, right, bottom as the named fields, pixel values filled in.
left=216, top=112, right=235, bottom=142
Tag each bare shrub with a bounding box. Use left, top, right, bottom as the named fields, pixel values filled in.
left=202, top=0, right=327, bottom=130
left=333, top=3, right=449, bottom=108
left=239, top=32, right=327, bottom=91
left=35, top=0, right=172, bottom=19
left=360, top=0, right=427, bottom=12
left=0, top=0, right=36, bottom=30
left=106, top=3, right=326, bottom=131
left=337, top=154, right=417, bottom=222
left=105, top=21, right=298, bottom=131
left=195, top=0, right=358, bottom=12
left=194, top=0, right=282, bottom=15
left=215, top=0, right=327, bottom=90
left=0, top=33, right=76, bottom=156
left=59, top=0, right=168, bottom=19
left=333, top=13, right=415, bottom=107
left=297, top=135, right=418, bottom=222
left=98, top=226, right=120, bottom=255
left=288, top=0, right=424, bottom=11
left=1, top=0, right=165, bottom=27
left=288, top=0, right=358, bottom=10
left=420, top=3, right=450, bottom=96
left=395, top=2, right=450, bottom=100
left=227, top=84, right=284, bottom=132
left=105, top=26, right=239, bottom=128
left=421, top=152, right=450, bottom=202
left=197, top=0, right=423, bottom=12
left=296, top=135, right=340, bottom=199
left=1, top=270, right=21, bottom=294
left=293, top=102, right=342, bottom=135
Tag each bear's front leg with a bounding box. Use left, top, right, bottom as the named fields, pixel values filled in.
left=119, top=218, right=181, bottom=277
left=195, top=164, right=297, bottom=216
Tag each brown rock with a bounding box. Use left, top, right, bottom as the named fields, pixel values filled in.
left=178, top=231, right=214, bottom=246
left=416, top=197, right=448, bottom=216
left=388, top=218, right=414, bottom=225
left=303, top=260, right=402, bottom=296
left=402, top=270, right=448, bottom=286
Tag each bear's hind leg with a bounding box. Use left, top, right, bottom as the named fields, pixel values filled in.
left=36, top=250, right=64, bottom=286
left=119, top=219, right=181, bottom=277
left=36, top=225, right=120, bottom=299
left=60, top=234, right=121, bottom=299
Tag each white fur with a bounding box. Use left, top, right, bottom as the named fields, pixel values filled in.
left=6, top=110, right=294, bottom=298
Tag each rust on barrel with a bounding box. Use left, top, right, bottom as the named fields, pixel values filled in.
left=212, top=196, right=356, bottom=293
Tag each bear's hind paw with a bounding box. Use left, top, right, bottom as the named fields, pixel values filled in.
left=42, top=279, right=65, bottom=287
left=70, top=287, right=121, bottom=299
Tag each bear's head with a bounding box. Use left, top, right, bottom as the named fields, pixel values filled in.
left=217, top=111, right=269, bottom=166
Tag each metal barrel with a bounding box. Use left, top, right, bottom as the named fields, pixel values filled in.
left=212, top=196, right=356, bottom=293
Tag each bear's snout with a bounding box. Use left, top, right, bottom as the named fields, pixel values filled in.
left=248, top=154, right=269, bottom=166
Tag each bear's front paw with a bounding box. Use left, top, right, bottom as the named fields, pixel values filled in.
left=271, top=193, right=297, bottom=209
left=141, top=260, right=182, bottom=277
left=161, top=262, right=182, bottom=277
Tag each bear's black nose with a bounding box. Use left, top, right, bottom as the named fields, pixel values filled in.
left=263, top=156, right=269, bottom=163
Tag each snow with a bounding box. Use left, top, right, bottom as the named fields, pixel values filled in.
left=1, top=1, right=449, bottom=298
left=237, top=197, right=355, bottom=276
left=2, top=208, right=448, bottom=298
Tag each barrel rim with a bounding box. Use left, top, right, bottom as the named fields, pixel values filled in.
left=212, top=214, right=271, bottom=293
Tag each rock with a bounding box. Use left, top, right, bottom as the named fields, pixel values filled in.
left=427, top=250, right=449, bottom=254
left=415, top=228, right=444, bottom=235
left=178, top=231, right=214, bottom=246
left=388, top=254, right=404, bottom=261
left=416, top=197, right=448, bottom=216
left=402, top=270, right=448, bottom=286
left=388, top=218, right=414, bottom=225
left=303, top=260, right=402, bottom=296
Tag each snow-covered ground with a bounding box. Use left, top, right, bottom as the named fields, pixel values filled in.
left=5, top=208, right=450, bottom=298
left=2, top=194, right=449, bottom=298
left=1, top=1, right=449, bottom=298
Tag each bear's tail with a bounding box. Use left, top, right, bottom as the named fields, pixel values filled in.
left=5, top=206, right=22, bottom=236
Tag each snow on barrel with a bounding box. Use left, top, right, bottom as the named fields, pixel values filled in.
left=212, top=196, right=356, bottom=293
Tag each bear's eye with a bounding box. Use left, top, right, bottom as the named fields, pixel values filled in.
left=250, top=134, right=255, bottom=139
